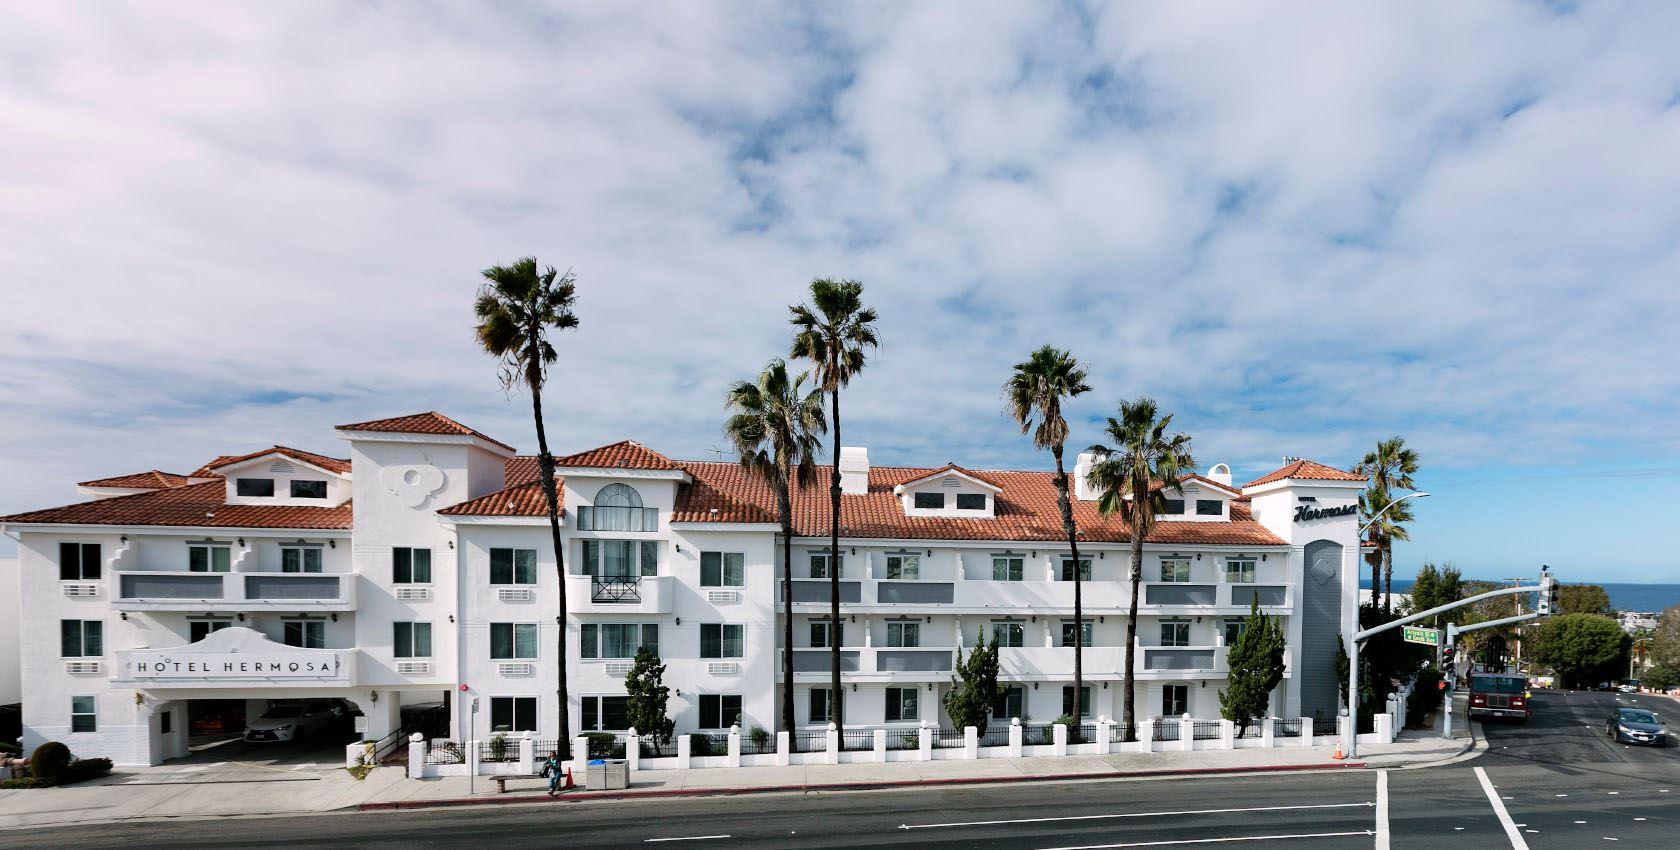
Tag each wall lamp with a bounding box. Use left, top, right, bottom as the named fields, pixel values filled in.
left=238, top=538, right=246, bottom=547
left=330, top=613, right=338, bottom=622
left=237, top=613, right=245, bottom=622
left=448, top=540, right=454, bottom=550
left=120, top=612, right=128, bottom=621
left=675, top=617, right=681, bottom=625
left=329, top=540, right=336, bottom=549
left=121, top=535, right=128, bottom=543
left=448, top=614, right=455, bottom=623
left=370, top=690, right=379, bottom=704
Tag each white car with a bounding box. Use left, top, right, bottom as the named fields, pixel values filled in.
left=1619, top=684, right=1640, bottom=694
left=243, top=699, right=342, bottom=743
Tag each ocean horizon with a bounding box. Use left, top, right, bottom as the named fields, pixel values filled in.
left=1361, top=578, right=1680, bottom=614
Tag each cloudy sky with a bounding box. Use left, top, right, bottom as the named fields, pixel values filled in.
left=2, top=2, right=1678, bottom=582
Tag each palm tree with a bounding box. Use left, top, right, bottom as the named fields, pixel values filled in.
left=789, top=278, right=879, bottom=740
left=1085, top=398, right=1194, bottom=739
left=1356, top=437, right=1419, bottom=613
left=1004, top=346, right=1093, bottom=727
left=1359, top=486, right=1414, bottom=615
left=724, top=359, right=827, bottom=736
left=474, top=257, right=579, bottom=749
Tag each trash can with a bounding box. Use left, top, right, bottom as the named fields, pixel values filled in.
left=586, top=758, right=629, bottom=790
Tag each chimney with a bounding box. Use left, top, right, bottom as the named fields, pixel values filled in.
left=1207, top=463, right=1232, bottom=487
left=1074, top=451, right=1098, bottom=500
left=839, top=446, right=869, bottom=495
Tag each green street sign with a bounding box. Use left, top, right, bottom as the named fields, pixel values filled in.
left=1403, top=626, right=1441, bottom=646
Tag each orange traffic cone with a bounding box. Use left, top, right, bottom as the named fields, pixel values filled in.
left=1332, top=741, right=1345, bottom=760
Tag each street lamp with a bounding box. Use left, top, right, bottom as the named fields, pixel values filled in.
left=1347, top=490, right=1428, bottom=760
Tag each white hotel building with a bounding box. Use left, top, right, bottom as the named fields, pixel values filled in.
left=0, top=412, right=1365, bottom=765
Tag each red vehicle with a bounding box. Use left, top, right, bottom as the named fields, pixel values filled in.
left=1469, top=669, right=1530, bottom=721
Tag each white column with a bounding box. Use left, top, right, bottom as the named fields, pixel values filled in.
left=825, top=722, right=839, bottom=765
left=728, top=724, right=742, bottom=767
left=918, top=725, right=932, bottom=761
left=1052, top=723, right=1068, bottom=757
left=1179, top=716, right=1194, bottom=752
left=572, top=736, right=588, bottom=766
left=873, top=728, right=886, bottom=762
left=964, top=725, right=978, bottom=759
left=1009, top=718, right=1023, bottom=757
left=676, top=733, right=692, bottom=768
left=776, top=730, right=790, bottom=766
left=407, top=733, right=425, bottom=779
left=1138, top=719, right=1155, bottom=754
left=520, top=733, right=537, bottom=774
left=467, top=738, right=482, bottom=776
left=1261, top=716, right=1276, bottom=748
left=1096, top=719, right=1112, bottom=754
left=1297, top=717, right=1312, bottom=747
left=1219, top=719, right=1235, bottom=749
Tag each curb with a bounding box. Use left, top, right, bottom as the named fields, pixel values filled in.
left=358, top=761, right=1370, bottom=812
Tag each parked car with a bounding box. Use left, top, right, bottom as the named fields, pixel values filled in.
left=244, top=699, right=342, bottom=743
left=1619, top=681, right=1641, bottom=693
left=1607, top=707, right=1667, bottom=746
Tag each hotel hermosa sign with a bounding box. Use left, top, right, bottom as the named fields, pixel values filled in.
left=1294, top=503, right=1357, bottom=523
left=131, top=652, right=344, bottom=679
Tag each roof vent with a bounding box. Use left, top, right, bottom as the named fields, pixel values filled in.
left=839, top=447, right=869, bottom=495
left=269, top=460, right=296, bottom=474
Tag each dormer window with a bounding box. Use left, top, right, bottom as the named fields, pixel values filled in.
left=1195, top=499, right=1222, bottom=516
left=189, top=543, right=231, bottom=573
left=576, top=483, right=657, bottom=531
left=885, top=553, right=920, bottom=579
left=1161, top=498, right=1185, bottom=515
left=236, top=478, right=274, bottom=497
left=290, top=480, right=328, bottom=499
left=913, top=492, right=944, bottom=509
left=956, top=493, right=987, bottom=510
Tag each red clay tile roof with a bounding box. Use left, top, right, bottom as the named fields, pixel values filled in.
left=1241, top=459, right=1366, bottom=489
left=437, top=480, right=564, bottom=517
left=189, top=457, right=237, bottom=478
left=78, top=470, right=192, bottom=490
left=1176, top=473, right=1243, bottom=497
left=336, top=411, right=516, bottom=453
left=554, top=440, right=680, bottom=471
left=0, top=482, right=352, bottom=530
left=894, top=464, right=1004, bottom=492
left=504, top=456, right=542, bottom=487
left=205, top=446, right=353, bottom=476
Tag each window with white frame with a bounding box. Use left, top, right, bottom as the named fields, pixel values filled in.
left=991, top=621, right=1025, bottom=648
left=490, top=548, right=537, bottom=584
left=1162, top=684, right=1189, bottom=717
left=1060, top=620, right=1093, bottom=648
left=886, top=621, right=920, bottom=647
left=701, top=623, right=744, bottom=658
left=809, top=688, right=843, bottom=723
left=189, top=619, right=231, bottom=642
left=1161, top=498, right=1185, bottom=515
left=236, top=478, right=274, bottom=497
left=581, top=696, right=629, bottom=730
left=992, top=686, right=1024, bottom=720
left=809, top=551, right=842, bottom=578
left=58, top=542, right=101, bottom=581
left=290, top=479, right=328, bottom=499
left=60, top=620, right=102, bottom=657
left=913, top=492, right=944, bottom=509
left=393, top=547, right=432, bottom=583
left=581, top=623, right=658, bottom=659
left=1224, top=557, right=1256, bottom=583
left=394, top=621, right=433, bottom=658
left=189, top=543, right=231, bottom=573
left=1159, top=557, right=1191, bottom=583
left=283, top=619, right=325, bottom=649
left=490, top=622, right=539, bottom=659
left=1059, top=557, right=1092, bottom=581
left=1223, top=619, right=1246, bottom=645
left=886, top=687, right=919, bottom=722
left=809, top=620, right=843, bottom=649
left=991, top=555, right=1023, bottom=581
left=956, top=493, right=987, bottom=510
left=1196, top=499, right=1222, bottom=516
left=580, top=540, right=656, bottom=578
left=490, top=696, right=537, bottom=732
left=71, top=696, right=96, bottom=733
left=281, top=545, right=323, bottom=573
left=1160, top=621, right=1190, bottom=647
left=1062, top=685, right=1092, bottom=717
left=699, top=694, right=742, bottom=729
left=576, top=483, right=658, bottom=531
left=700, top=551, right=744, bottom=586
left=885, top=553, right=920, bottom=579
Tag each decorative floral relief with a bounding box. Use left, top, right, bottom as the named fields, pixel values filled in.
left=380, top=455, right=447, bottom=508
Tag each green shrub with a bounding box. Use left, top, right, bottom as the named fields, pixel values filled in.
left=585, top=732, right=615, bottom=758
left=689, top=733, right=714, bottom=757
left=63, top=758, right=112, bottom=784
left=30, top=742, right=72, bottom=783
left=488, top=734, right=509, bottom=762
left=1055, top=715, right=1081, bottom=744
left=0, top=777, right=46, bottom=789
left=1407, top=668, right=1445, bottom=728
left=747, top=726, right=770, bottom=751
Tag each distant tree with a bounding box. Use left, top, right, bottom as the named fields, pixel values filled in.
left=1641, top=665, right=1678, bottom=692
left=1220, top=600, right=1287, bottom=736
left=1405, top=562, right=1466, bottom=628
left=1531, top=613, right=1632, bottom=689
left=623, top=647, right=676, bottom=755
left=944, top=631, right=1001, bottom=734
left=1558, top=584, right=1614, bottom=617
left=1650, top=605, right=1680, bottom=669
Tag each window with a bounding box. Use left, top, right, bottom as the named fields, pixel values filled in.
left=913, top=491, right=945, bottom=509
left=956, top=493, right=987, bottom=510
left=809, top=620, right=843, bottom=649
left=699, top=694, right=742, bottom=729
left=394, top=547, right=432, bottom=584
left=1223, top=619, right=1246, bottom=645
left=701, top=551, right=744, bottom=587
left=809, top=688, right=843, bottom=723
left=490, top=548, right=537, bottom=585
left=490, top=696, right=537, bottom=733
left=394, top=621, right=433, bottom=658
left=1224, top=558, right=1256, bottom=584
left=992, top=685, right=1025, bottom=720
left=581, top=696, right=630, bottom=731
left=1059, top=557, right=1092, bottom=581
left=1195, top=499, right=1222, bottom=516
left=284, top=620, right=325, bottom=649
left=991, top=621, right=1025, bottom=648
left=581, top=540, right=656, bottom=578
left=237, top=478, right=275, bottom=497
left=58, top=542, right=101, bottom=581
left=189, top=544, right=231, bottom=573
left=885, top=554, right=920, bottom=579
left=290, top=480, right=328, bottom=499
left=1162, top=684, right=1189, bottom=717
left=1062, top=685, right=1092, bottom=717
left=1060, top=620, right=1093, bottom=648
left=1161, top=498, right=1184, bottom=515
left=582, top=623, right=658, bottom=659
left=991, top=556, right=1023, bottom=581
left=71, top=696, right=96, bottom=733
left=61, top=620, right=103, bottom=657
left=640, top=541, right=659, bottom=576
left=490, top=623, right=539, bottom=659
left=886, top=621, right=920, bottom=647
left=1159, top=557, right=1191, bottom=583
left=189, top=619, right=231, bottom=642
left=701, top=623, right=745, bottom=658
left=1161, top=621, right=1190, bottom=647
left=161, top=710, right=172, bottom=735
left=281, top=546, right=323, bottom=573
left=809, top=552, right=842, bottom=578
left=576, top=483, right=658, bottom=531
left=886, top=687, right=919, bottom=722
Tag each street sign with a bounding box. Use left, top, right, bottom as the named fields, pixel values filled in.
left=1403, top=626, right=1441, bottom=646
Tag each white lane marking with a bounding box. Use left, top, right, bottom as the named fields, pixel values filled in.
left=1575, top=820, right=1587, bottom=824
left=900, top=802, right=1373, bottom=830
left=1635, top=818, right=1647, bottom=821
left=1035, top=832, right=1374, bottom=850
left=1475, top=766, right=1531, bottom=850
left=644, top=837, right=731, bottom=843
left=1375, top=770, right=1389, bottom=850
left=1608, top=791, right=1618, bottom=795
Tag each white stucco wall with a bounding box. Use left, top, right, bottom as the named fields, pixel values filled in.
left=0, top=557, right=19, bottom=706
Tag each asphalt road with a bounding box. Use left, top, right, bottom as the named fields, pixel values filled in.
left=10, top=689, right=1678, bottom=849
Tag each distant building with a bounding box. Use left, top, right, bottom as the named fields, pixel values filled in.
left=1620, top=611, right=1658, bottom=634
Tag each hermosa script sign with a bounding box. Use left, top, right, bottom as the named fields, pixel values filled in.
left=1293, top=503, right=1357, bottom=523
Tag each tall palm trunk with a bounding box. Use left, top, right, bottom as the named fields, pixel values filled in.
left=530, top=383, right=571, bottom=754
left=779, top=484, right=796, bottom=735
left=1122, top=480, right=1145, bottom=740
left=1381, top=544, right=1393, bottom=615
left=827, top=378, right=844, bottom=741
left=1052, top=447, right=1083, bottom=728
left=1370, top=549, right=1381, bottom=613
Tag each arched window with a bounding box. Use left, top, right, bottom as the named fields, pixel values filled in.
left=577, top=483, right=656, bottom=531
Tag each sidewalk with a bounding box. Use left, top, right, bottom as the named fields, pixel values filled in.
left=0, top=730, right=1475, bottom=830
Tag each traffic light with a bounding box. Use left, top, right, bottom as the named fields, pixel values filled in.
left=1537, top=571, right=1559, bottom=616
left=1442, top=645, right=1456, bottom=667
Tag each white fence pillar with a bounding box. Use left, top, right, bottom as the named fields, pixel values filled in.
left=728, top=724, right=742, bottom=768
left=1138, top=719, right=1155, bottom=753
left=1052, top=723, right=1068, bottom=757
left=345, top=742, right=366, bottom=770
left=1261, top=717, right=1275, bottom=748
left=676, top=733, right=692, bottom=768
left=1219, top=719, right=1235, bottom=750
left=572, top=736, right=588, bottom=767
left=776, top=730, right=791, bottom=766
left=1296, top=717, right=1311, bottom=747
left=407, top=733, right=425, bottom=779
left=825, top=722, right=839, bottom=765
left=520, top=733, right=537, bottom=774
left=467, top=738, right=482, bottom=776
left=873, top=728, right=887, bottom=762
left=1009, top=718, right=1023, bottom=757
left=964, top=725, right=978, bottom=759
left=1096, top=719, right=1112, bottom=754
left=1178, top=717, right=1194, bottom=752
left=918, top=725, right=932, bottom=761
left=1374, top=713, right=1394, bottom=744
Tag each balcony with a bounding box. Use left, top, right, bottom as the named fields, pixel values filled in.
left=993, top=643, right=1292, bottom=680
left=783, top=646, right=958, bottom=682
left=788, top=577, right=1291, bottom=614
left=111, top=625, right=357, bottom=689
left=565, top=575, right=673, bottom=614
left=112, top=570, right=356, bottom=612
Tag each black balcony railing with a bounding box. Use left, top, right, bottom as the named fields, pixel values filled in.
left=591, top=577, right=642, bottom=603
